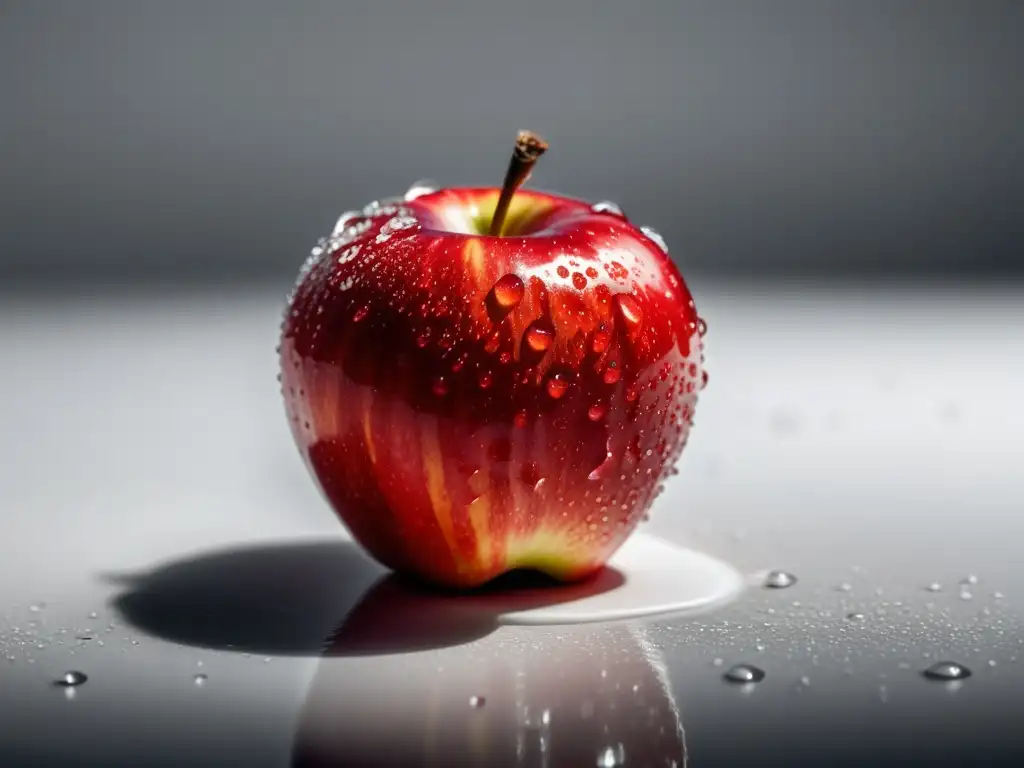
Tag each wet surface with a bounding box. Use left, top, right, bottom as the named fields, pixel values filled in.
left=2, top=284, right=1023, bottom=766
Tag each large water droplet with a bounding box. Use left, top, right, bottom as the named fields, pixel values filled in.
left=491, top=274, right=525, bottom=309
left=591, top=329, right=611, bottom=355
left=572, top=272, right=588, bottom=290
left=923, top=661, right=971, bottom=681
left=332, top=210, right=364, bottom=235
left=404, top=179, right=438, bottom=201
left=55, top=671, right=87, bottom=687
left=591, top=201, right=625, bottom=217
left=763, top=570, right=798, bottom=589
left=603, top=365, right=621, bottom=385
left=546, top=372, right=570, bottom=399
left=640, top=226, right=669, bottom=254
left=524, top=319, right=555, bottom=353
left=614, top=294, right=643, bottom=332
left=588, top=403, right=607, bottom=421
left=557, top=265, right=570, bottom=279
left=723, top=664, right=765, bottom=684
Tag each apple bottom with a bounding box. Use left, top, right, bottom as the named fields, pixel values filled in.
left=305, top=428, right=644, bottom=590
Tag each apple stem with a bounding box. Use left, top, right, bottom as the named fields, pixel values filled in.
left=488, top=130, right=549, bottom=237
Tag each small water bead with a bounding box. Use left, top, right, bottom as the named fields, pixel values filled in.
left=194, top=673, right=209, bottom=687
left=572, top=272, right=588, bottom=290
left=723, top=664, right=765, bottom=684
left=404, top=179, right=438, bottom=201
left=923, top=661, right=971, bottom=681
left=697, top=317, right=708, bottom=336
left=763, top=570, right=798, bottom=589
left=546, top=373, right=570, bottom=399
left=55, top=671, right=87, bottom=687
left=586, top=266, right=599, bottom=280
left=835, top=583, right=853, bottom=593
left=603, top=366, right=621, bottom=385
left=961, top=574, right=980, bottom=586
left=524, top=320, right=555, bottom=353
left=591, top=201, right=625, bottom=217
left=557, top=265, right=570, bottom=279
left=469, top=695, right=486, bottom=708
left=926, top=582, right=943, bottom=593
left=491, top=274, right=525, bottom=309
left=640, top=226, right=669, bottom=254
left=352, top=306, right=370, bottom=323
left=588, top=403, right=607, bottom=421
left=846, top=612, right=865, bottom=621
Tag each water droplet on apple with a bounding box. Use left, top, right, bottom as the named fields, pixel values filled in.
left=557, top=265, right=570, bottom=279
left=478, top=369, right=493, bottom=389
left=591, top=330, right=611, bottom=355
left=54, top=671, right=87, bottom=687
left=514, top=411, right=529, bottom=428
left=546, top=372, right=570, bottom=399
left=697, top=316, right=708, bottom=336
left=640, top=226, right=669, bottom=254
left=614, top=294, right=643, bottom=332
left=591, top=201, right=625, bottom=217
left=490, top=274, right=525, bottom=309
left=352, top=306, right=370, bottom=323
left=572, top=272, right=588, bottom=290
left=701, top=370, right=709, bottom=389
left=603, top=366, right=621, bottom=385
left=524, top=319, right=555, bottom=353
left=586, top=266, right=600, bottom=279
left=432, top=377, right=449, bottom=397
left=588, top=403, right=607, bottom=421
left=331, top=210, right=364, bottom=235
left=404, top=179, right=438, bottom=201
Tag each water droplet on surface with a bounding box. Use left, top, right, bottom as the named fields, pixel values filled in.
left=524, top=320, right=555, bottom=353
left=923, top=661, right=971, bottom=681
left=591, top=330, right=611, bottom=355
left=469, top=695, right=486, bottom=708
left=30, top=603, right=44, bottom=613
left=926, top=582, right=943, bottom=593
left=194, top=673, right=209, bottom=687
left=404, top=179, right=438, bottom=201
left=614, top=294, right=643, bottom=331
left=588, top=403, right=607, bottom=421
left=546, top=373, right=570, bottom=399
left=764, top=570, right=798, bottom=589
left=557, top=265, right=570, bottom=279
left=697, top=317, right=708, bottom=336
left=846, top=612, right=865, bottom=621
left=432, top=377, right=449, bottom=397
left=591, top=201, right=624, bottom=217
left=640, top=226, right=669, bottom=254
left=572, top=272, right=588, bottom=290
left=603, top=366, right=621, bottom=385
left=836, top=582, right=853, bottom=593
left=490, top=274, right=525, bottom=309
left=477, top=370, right=493, bottom=389
left=352, top=306, right=370, bottom=323
left=961, top=574, right=980, bottom=586
left=724, top=664, right=765, bottom=684
left=88, top=612, right=98, bottom=619
left=55, top=671, right=87, bottom=687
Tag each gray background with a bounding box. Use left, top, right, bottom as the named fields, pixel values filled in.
left=2, top=0, right=1023, bottom=287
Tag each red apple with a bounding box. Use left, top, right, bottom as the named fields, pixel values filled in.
left=279, top=136, right=706, bottom=588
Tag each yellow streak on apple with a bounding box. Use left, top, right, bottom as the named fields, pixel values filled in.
left=361, top=392, right=377, bottom=465
left=505, top=525, right=582, bottom=580
left=420, top=422, right=465, bottom=574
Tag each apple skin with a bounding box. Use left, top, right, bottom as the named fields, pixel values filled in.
left=279, top=186, right=705, bottom=588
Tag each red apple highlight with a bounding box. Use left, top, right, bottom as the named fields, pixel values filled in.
left=280, top=144, right=706, bottom=588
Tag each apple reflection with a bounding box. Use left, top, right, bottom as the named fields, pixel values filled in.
left=293, top=580, right=686, bottom=767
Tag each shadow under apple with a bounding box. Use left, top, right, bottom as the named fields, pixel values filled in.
left=109, top=539, right=625, bottom=656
